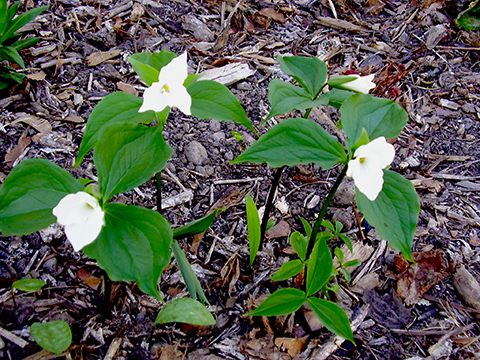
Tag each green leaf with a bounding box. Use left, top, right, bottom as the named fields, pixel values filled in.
left=246, top=194, right=261, bottom=266
left=11, top=37, right=40, bottom=51
left=94, top=122, right=172, bottom=202
left=343, top=259, right=361, bottom=267
left=0, top=159, right=83, bottom=236
left=351, top=127, right=370, bottom=155
left=456, top=0, right=480, bottom=30
left=0, top=70, right=24, bottom=86
left=271, top=259, right=304, bottom=281
left=82, top=204, right=172, bottom=299
left=0, top=46, right=24, bottom=68
left=266, top=218, right=276, bottom=231
left=318, top=88, right=356, bottom=109
left=232, top=118, right=347, bottom=169
left=338, top=233, right=353, bottom=252
left=1, top=5, right=48, bottom=43
left=30, top=321, right=72, bottom=355
left=342, top=268, right=352, bottom=283
left=355, top=170, right=419, bottom=261
left=128, top=50, right=176, bottom=86
left=171, top=241, right=208, bottom=304
left=246, top=288, right=306, bottom=317
left=334, top=220, right=344, bottom=233
left=306, top=238, right=333, bottom=297
left=334, top=247, right=344, bottom=263
left=321, top=220, right=335, bottom=232
left=266, top=79, right=329, bottom=122
left=75, top=92, right=156, bottom=167
left=289, top=231, right=307, bottom=262
left=173, top=208, right=224, bottom=240
left=12, top=279, right=45, bottom=292
left=327, top=75, right=358, bottom=88
left=155, top=297, right=215, bottom=326
left=307, top=297, right=354, bottom=342
left=277, top=55, right=328, bottom=98
left=298, top=216, right=312, bottom=240
left=340, top=94, right=408, bottom=153
left=188, top=80, right=258, bottom=136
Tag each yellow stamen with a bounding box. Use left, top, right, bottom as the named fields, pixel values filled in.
left=86, top=202, right=95, bottom=209
left=162, top=84, right=170, bottom=93
left=359, top=157, right=366, bottom=163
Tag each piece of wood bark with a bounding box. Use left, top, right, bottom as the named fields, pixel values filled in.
left=453, top=265, right=480, bottom=321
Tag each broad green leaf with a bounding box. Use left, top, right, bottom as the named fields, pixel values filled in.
left=271, top=259, right=304, bottom=281
left=0, top=1, right=8, bottom=32
left=188, top=80, right=258, bottom=136
left=154, top=298, right=215, bottom=326
left=356, top=170, right=419, bottom=261
left=171, top=241, right=208, bottom=304
left=82, top=204, right=172, bottom=299
left=334, top=220, right=344, bottom=233
left=327, top=75, right=358, bottom=88
left=173, top=208, right=225, bottom=240
left=277, top=56, right=328, bottom=98
left=318, top=88, right=355, bottom=109
left=232, top=118, right=347, bottom=169
left=456, top=0, right=480, bottom=30
left=94, top=122, right=172, bottom=202
left=289, top=231, right=307, bottom=261
left=321, top=220, right=335, bottom=232
left=246, top=288, right=306, bottom=317
left=0, top=46, right=24, bottom=68
left=266, top=218, right=276, bottom=231
left=0, top=70, right=24, bottom=86
left=128, top=50, right=176, bottom=86
left=75, top=92, right=156, bottom=167
left=246, top=194, right=261, bottom=266
left=306, top=238, right=333, bottom=297
left=1, top=5, right=48, bottom=43
left=30, top=321, right=72, bottom=355
left=0, top=159, right=83, bottom=236
left=340, top=94, right=408, bottom=152
left=12, top=279, right=45, bottom=292
left=266, top=79, right=329, bottom=122
left=306, top=297, right=354, bottom=342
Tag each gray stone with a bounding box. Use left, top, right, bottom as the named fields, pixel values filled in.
left=209, top=119, right=221, bottom=132
left=334, top=178, right=356, bottom=206
left=185, top=141, right=208, bottom=165
left=332, top=208, right=354, bottom=231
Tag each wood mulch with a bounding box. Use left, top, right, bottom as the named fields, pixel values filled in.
left=1, top=0, right=480, bottom=359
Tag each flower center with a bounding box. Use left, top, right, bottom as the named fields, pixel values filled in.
left=161, top=84, right=170, bottom=93
left=359, top=157, right=366, bottom=163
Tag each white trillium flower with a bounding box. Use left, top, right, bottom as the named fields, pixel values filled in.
left=340, top=74, right=376, bottom=94
left=138, top=51, right=192, bottom=115
left=52, top=191, right=105, bottom=251
left=346, top=136, right=395, bottom=201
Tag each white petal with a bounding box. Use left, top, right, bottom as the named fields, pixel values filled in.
left=139, top=82, right=169, bottom=113
left=341, top=74, right=376, bottom=94
left=64, top=220, right=104, bottom=251
left=159, top=52, right=188, bottom=86
left=53, top=192, right=96, bottom=225
left=52, top=192, right=105, bottom=251
left=355, top=137, right=395, bottom=168
left=164, top=84, right=192, bottom=115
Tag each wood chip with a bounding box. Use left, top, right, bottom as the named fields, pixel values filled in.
left=87, top=49, right=122, bottom=67
left=4, top=137, right=31, bottom=167
left=63, top=115, right=85, bottom=123
left=453, top=266, right=480, bottom=321
left=201, top=63, right=256, bottom=86
left=161, top=190, right=194, bottom=210
left=26, top=71, right=47, bottom=81
left=117, top=81, right=138, bottom=96
left=316, top=16, right=369, bottom=32
left=12, top=113, right=52, bottom=140
left=0, top=326, right=29, bottom=348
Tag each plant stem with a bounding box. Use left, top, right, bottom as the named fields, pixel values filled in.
left=306, top=164, right=348, bottom=258
left=260, top=166, right=285, bottom=242
left=156, top=172, right=162, bottom=214
left=303, top=108, right=312, bottom=119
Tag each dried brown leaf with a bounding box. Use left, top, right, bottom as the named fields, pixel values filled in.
left=87, top=49, right=122, bottom=67
left=26, top=71, right=47, bottom=81
left=266, top=220, right=290, bottom=239
left=259, top=8, right=287, bottom=23
left=395, top=249, right=449, bottom=305
left=4, top=137, right=31, bottom=167
left=274, top=336, right=309, bottom=357
left=77, top=269, right=102, bottom=290
left=117, top=81, right=138, bottom=96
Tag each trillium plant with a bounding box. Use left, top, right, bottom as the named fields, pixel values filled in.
left=0, top=52, right=419, bottom=343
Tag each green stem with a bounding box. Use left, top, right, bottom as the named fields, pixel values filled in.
left=306, top=164, right=348, bottom=258
left=156, top=172, right=162, bottom=214
left=303, top=108, right=312, bottom=119
left=260, top=166, right=285, bottom=242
